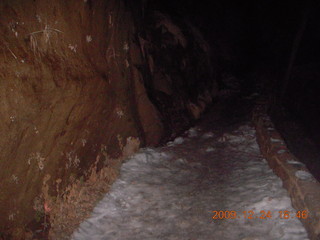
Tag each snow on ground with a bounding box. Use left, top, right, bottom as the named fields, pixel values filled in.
left=71, top=122, right=309, bottom=240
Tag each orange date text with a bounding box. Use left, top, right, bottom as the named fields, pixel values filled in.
left=211, top=210, right=308, bottom=220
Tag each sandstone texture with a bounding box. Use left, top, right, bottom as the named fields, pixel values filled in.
left=0, top=0, right=217, bottom=237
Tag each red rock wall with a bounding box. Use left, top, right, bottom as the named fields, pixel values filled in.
left=0, top=0, right=217, bottom=237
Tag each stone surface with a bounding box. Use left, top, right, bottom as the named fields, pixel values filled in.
left=253, top=98, right=320, bottom=240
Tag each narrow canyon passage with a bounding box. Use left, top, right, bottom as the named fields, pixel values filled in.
left=2, top=0, right=320, bottom=238
left=71, top=97, right=308, bottom=240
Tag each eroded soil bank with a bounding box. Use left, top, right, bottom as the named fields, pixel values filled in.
left=0, top=0, right=217, bottom=237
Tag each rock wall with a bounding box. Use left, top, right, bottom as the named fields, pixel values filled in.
left=253, top=98, right=320, bottom=240
left=0, top=0, right=217, bottom=238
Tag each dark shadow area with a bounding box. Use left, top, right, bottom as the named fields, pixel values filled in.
left=164, top=0, right=320, bottom=181
left=271, top=105, right=320, bottom=181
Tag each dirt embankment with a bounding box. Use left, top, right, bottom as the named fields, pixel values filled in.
left=0, top=0, right=217, bottom=238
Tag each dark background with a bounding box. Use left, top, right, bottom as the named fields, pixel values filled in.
left=158, top=0, right=320, bottom=139
left=152, top=0, right=320, bottom=178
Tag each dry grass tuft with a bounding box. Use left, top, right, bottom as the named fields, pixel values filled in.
left=47, top=137, right=140, bottom=240
left=28, top=25, right=63, bottom=55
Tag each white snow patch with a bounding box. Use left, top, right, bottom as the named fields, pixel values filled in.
left=72, top=123, right=309, bottom=240
left=201, top=131, right=214, bottom=139
left=173, top=137, right=184, bottom=144
left=205, top=147, right=215, bottom=152
left=167, top=141, right=174, bottom=146
left=271, top=138, right=282, bottom=143
left=295, top=170, right=313, bottom=181
left=176, top=158, right=188, bottom=165
left=277, top=149, right=287, bottom=154
left=166, top=137, right=185, bottom=146
left=187, top=127, right=198, bottom=137
left=287, top=160, right=305, bottom=167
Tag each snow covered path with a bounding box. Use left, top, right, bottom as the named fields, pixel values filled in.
left=72, top=114, right=309, bottom=239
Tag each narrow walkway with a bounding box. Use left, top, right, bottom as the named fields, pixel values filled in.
left=71, top=98, right=309, bottom=240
